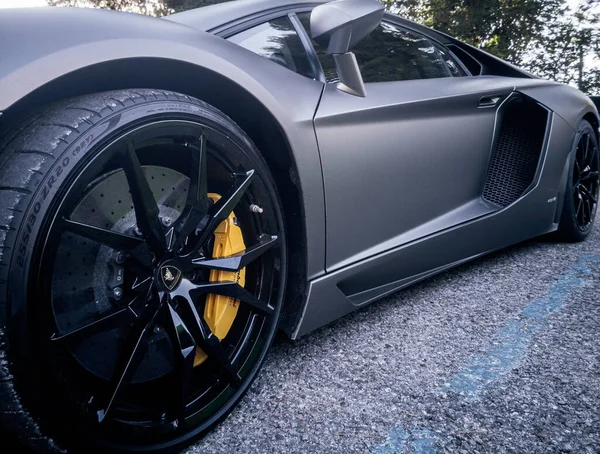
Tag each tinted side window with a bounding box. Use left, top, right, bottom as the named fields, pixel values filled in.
left=298, top=13, right=460, bottom=83
left=354, top=22, right=452, bottom=82
left=438, top=47, right=466, bottom=77
left=228, top=16, right=315, bottom=79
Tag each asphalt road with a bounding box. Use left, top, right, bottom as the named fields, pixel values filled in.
left=5, top=227, right=600, bottom=453
left=187, top=226, right=600, bottom=454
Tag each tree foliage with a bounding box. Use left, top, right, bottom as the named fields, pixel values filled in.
left=48, top=0, right=167, bottom=15
left=523, top=0, right=600, bottom=93
left=163, top=0, right=229, bottom=13
left=384, top=0, right=600, bottom=93
left=47, top=0, right=229, bottom=15
left=384, top=0, right=565, bottom=64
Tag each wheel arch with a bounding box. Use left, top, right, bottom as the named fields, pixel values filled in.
left=0, top=57, right=309, bottom=337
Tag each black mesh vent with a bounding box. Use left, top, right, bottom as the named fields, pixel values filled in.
left=482, top=97, right=548, bottom=207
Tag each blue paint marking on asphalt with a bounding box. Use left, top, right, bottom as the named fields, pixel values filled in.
left=372, top=427, right=436, bottom=454
left=372, top=254, right=600, bottom=454
left=372, top=428, right=408, bottom=454
left=410, top=429, right=437, bottom=454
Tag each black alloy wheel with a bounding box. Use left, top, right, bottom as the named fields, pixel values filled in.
left=0, top=90, right=286, bottom=453
left=572, top=129, right=599, bottom=231
left=555, top=119, right=599, bottom=242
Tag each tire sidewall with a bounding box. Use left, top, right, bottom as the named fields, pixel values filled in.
left=6, top=97, right=286, bottom=452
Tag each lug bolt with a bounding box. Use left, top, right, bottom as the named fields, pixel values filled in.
left=249, top=204, right=264, bottom=214
left=161, top=217, right=172, bottom=227
left=116, top=252, right=126, bottom=264
left=113, top=287, right=123, bottom=301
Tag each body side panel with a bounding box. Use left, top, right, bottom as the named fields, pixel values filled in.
left=295, top=112, right=575, bottom=338
left=314, top=76, right=515, bottom=271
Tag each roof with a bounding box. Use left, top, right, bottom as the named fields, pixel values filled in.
left=165, top=0, right=325, bottom=32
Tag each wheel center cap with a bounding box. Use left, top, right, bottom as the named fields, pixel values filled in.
left=157, top=260, right=183, bottom=292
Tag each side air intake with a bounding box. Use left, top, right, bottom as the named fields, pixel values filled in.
left=482, top=95, right=549, bottom=207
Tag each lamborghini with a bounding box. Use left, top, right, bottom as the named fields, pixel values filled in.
left=0, top=0, right=597, bottom=452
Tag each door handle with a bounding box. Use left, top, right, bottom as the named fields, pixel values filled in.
left=478, top=95, right=503, bottom=108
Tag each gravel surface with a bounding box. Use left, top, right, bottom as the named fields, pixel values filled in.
left=185, top=226, right=600, bottom=454
left=6, top=227, right=600, bottom=453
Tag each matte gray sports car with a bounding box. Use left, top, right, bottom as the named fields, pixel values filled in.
left=0, top=0, right=597, bottom=452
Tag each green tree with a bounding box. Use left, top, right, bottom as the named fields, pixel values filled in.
left=522, top=0, right=600, bottom=93
left=384, top=0, right=600, bottom=93
left=383, top=0, right=566, bottom=66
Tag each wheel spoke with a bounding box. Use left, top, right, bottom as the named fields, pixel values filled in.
left=177, top=293, right=241, bottom=387
left=164, top=299, right=196, bottom=419
left=580, top=170, right=599, bottom=183
left=121, top=140, right=165, bottom=252
left=132, top=275, right=153, bottom=291
left=574, top=158, right=582, bottom=183
left=582, top=196, right=590, bottom=224
left=95, top=298, right=160, bottom=423
left=583, top=134, right=590, bottom=164
left=185, top=137, right=209, bottom=217
left=62, top=218, right=144, bottom=251
left=190, top=281, right=274, bottom=317
left=203, top=170, right=255, bottom=240
left=192, top=234, right=278, bottom=272
left=182, top=171, right=254, bottom=258
left=580, top=185, right=597, bottom=203
left=576, top=195, right=583, bottom=219
left=172, top=138, right=210, bottom=252
left=51, top=292, right=149, bottom=342
left=51, top=307, right=134, bottom=342
left=586, top=144, right=597, bottom=169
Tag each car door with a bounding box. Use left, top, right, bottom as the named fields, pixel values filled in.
left=298, top=15, right=516, bottom=271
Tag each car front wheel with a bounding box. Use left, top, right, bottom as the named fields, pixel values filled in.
left=0, top=89, right=286, bottom=453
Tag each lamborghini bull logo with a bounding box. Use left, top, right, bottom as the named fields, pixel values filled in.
left=161, top=265, right=182, bottom=291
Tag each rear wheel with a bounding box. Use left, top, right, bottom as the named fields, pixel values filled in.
left=0, top=90, right=286, bottom=453
left=555, top=119, right=599, bottom=242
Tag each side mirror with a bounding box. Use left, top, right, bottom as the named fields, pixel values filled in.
left=310, top=0, right=384, bottom=97
left=311, top=0, right=384, bottom=55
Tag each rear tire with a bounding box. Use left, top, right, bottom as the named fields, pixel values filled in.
left=0, top=90, right=286, bottom=453
left=554, top=119, right=599, bottom=242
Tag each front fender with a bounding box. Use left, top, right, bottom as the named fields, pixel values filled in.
left=0, top=7, right=300, bottom=116
left=0, top=6, right=327, bottom=282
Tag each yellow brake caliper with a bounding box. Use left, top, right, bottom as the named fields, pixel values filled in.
left=194, top=193, right=246, bottom=366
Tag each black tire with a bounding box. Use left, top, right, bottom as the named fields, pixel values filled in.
left=0, top=90, right=287, bottom=453
left=554, top=119, right=599, bottom=242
